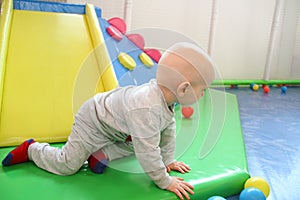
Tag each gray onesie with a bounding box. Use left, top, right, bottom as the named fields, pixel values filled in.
left=28, top=79, right=176, bottom=189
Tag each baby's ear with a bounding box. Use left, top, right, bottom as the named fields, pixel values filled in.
left=176, top=82, right=191, bottom=97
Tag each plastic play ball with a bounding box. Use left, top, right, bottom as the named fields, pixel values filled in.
left=181, top=106, right=194, bottom=118
left=281, top=86, right=287, bottom=93
left=230, top=84, right=238, bottom=89
left=244, top=177, right=270, bottom=198
left=239, top=188, right=266, bottom=200
left=252, top=84, right=259, bottom=91
left=207, top=196, right=226, bottom=200
left=263, top=86, right=270, bottom=93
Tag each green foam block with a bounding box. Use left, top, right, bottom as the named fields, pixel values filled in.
left=0, top=89, right=249, bottom=200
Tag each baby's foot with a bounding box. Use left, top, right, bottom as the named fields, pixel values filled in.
left=2, top=139, right=35, bottom=166
left=88, top=149, right=109, bottom=174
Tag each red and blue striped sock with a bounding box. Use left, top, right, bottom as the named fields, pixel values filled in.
left=88, top=149, right=108, bottom=174
left=2, top=139, right=35, bottom=166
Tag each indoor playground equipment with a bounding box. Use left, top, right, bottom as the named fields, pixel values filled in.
left=0, top=0, right=250, bottom=199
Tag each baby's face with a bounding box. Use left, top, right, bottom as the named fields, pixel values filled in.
left=177, top=80, right=207, bottom=106
left=176, top=59, right=208, bottom=106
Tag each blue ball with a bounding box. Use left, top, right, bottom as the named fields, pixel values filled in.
left=239, top=188, right=266, bottom=200
left=208, top=196, right=226, bottom=200
left=281, top=86, right=287, bottom=93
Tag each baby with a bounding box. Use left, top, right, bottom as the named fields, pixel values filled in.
left=2, top=42, right=215, bottom=200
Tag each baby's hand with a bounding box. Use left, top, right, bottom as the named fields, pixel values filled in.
left=167, top=177, right=194, bottom=200
left=166, top=161, right=191, bottom=173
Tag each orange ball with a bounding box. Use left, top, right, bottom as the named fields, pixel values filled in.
left=263, top=86, right=270, bottom=93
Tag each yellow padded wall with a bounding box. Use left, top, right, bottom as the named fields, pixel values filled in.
left=0, top=10, right=103, bottom=146
left=0, top=0, right=13, bottom=123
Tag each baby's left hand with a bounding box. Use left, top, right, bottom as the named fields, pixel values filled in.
left=166, top=161, right=191, bottom=174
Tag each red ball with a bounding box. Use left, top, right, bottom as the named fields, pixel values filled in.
left=263, top=86, right=270, bottom=93
left=181, top=106, right=194, bottom=118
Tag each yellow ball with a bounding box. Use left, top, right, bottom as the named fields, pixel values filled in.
left=244, top=177, right=270, bottom=198
left=253, top=84, right=259, bottom=91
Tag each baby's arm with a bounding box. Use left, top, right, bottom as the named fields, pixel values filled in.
left=126, top=108, right=193, bottom=199
left=131, top=134, right=173, bottom=188
left=159, top=120, right=176, bottom=166
left=132, top=134, right=194, bottom=200
left=160, top=121, right=191, bottom=174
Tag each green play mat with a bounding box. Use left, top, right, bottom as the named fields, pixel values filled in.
left=0, top=89, right=249, bottom=200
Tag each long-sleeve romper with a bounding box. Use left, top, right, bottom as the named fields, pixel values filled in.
left=28, top=79, right=176, bottom=189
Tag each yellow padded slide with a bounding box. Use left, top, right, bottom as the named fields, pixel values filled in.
left=0, top=9, right=106, bottom=146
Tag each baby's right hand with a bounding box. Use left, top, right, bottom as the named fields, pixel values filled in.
left=166, top=177, right=194, bottom=200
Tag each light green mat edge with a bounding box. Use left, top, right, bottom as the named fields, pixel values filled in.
left=213, top=79, right=300, bottom=85
left=0, top=89, right=249, bottom=200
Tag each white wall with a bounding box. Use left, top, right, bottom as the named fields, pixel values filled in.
left=130, top=0, right=212, bottom=49
left=213, top=0, right=274, bottom=80
left=68, top=0, right=300, bottom=80
left=272, top=0, right=300, bottom=80
left=68, top=0, right=125, bottom=18
left=291, top=12, right=300, bottom=78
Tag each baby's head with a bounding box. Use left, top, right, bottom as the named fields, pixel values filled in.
left=156, top=42, right=215, bottom=105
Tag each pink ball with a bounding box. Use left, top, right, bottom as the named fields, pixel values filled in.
left=181, top=106, right=194, bottom=118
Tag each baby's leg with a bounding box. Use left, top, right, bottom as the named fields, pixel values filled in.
left=102, top=142, right=134, bottom=161
left=27, top=114, right=111, bottom=175
left=28, top=126, right=93, bottom=175
left=2, top=98, right=112, bottom=175
left=88, top=142, right=134, bottom=174
left=1, top=131, right=90, bottom=176
left=28, top=139, right=88, bottom=175
left=27, top=96, right=117, bottom=175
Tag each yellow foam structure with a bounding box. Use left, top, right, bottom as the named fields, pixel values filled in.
left=85, top=4, right=117, bottom=92
left=0, top=0, right=117, bottom=147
